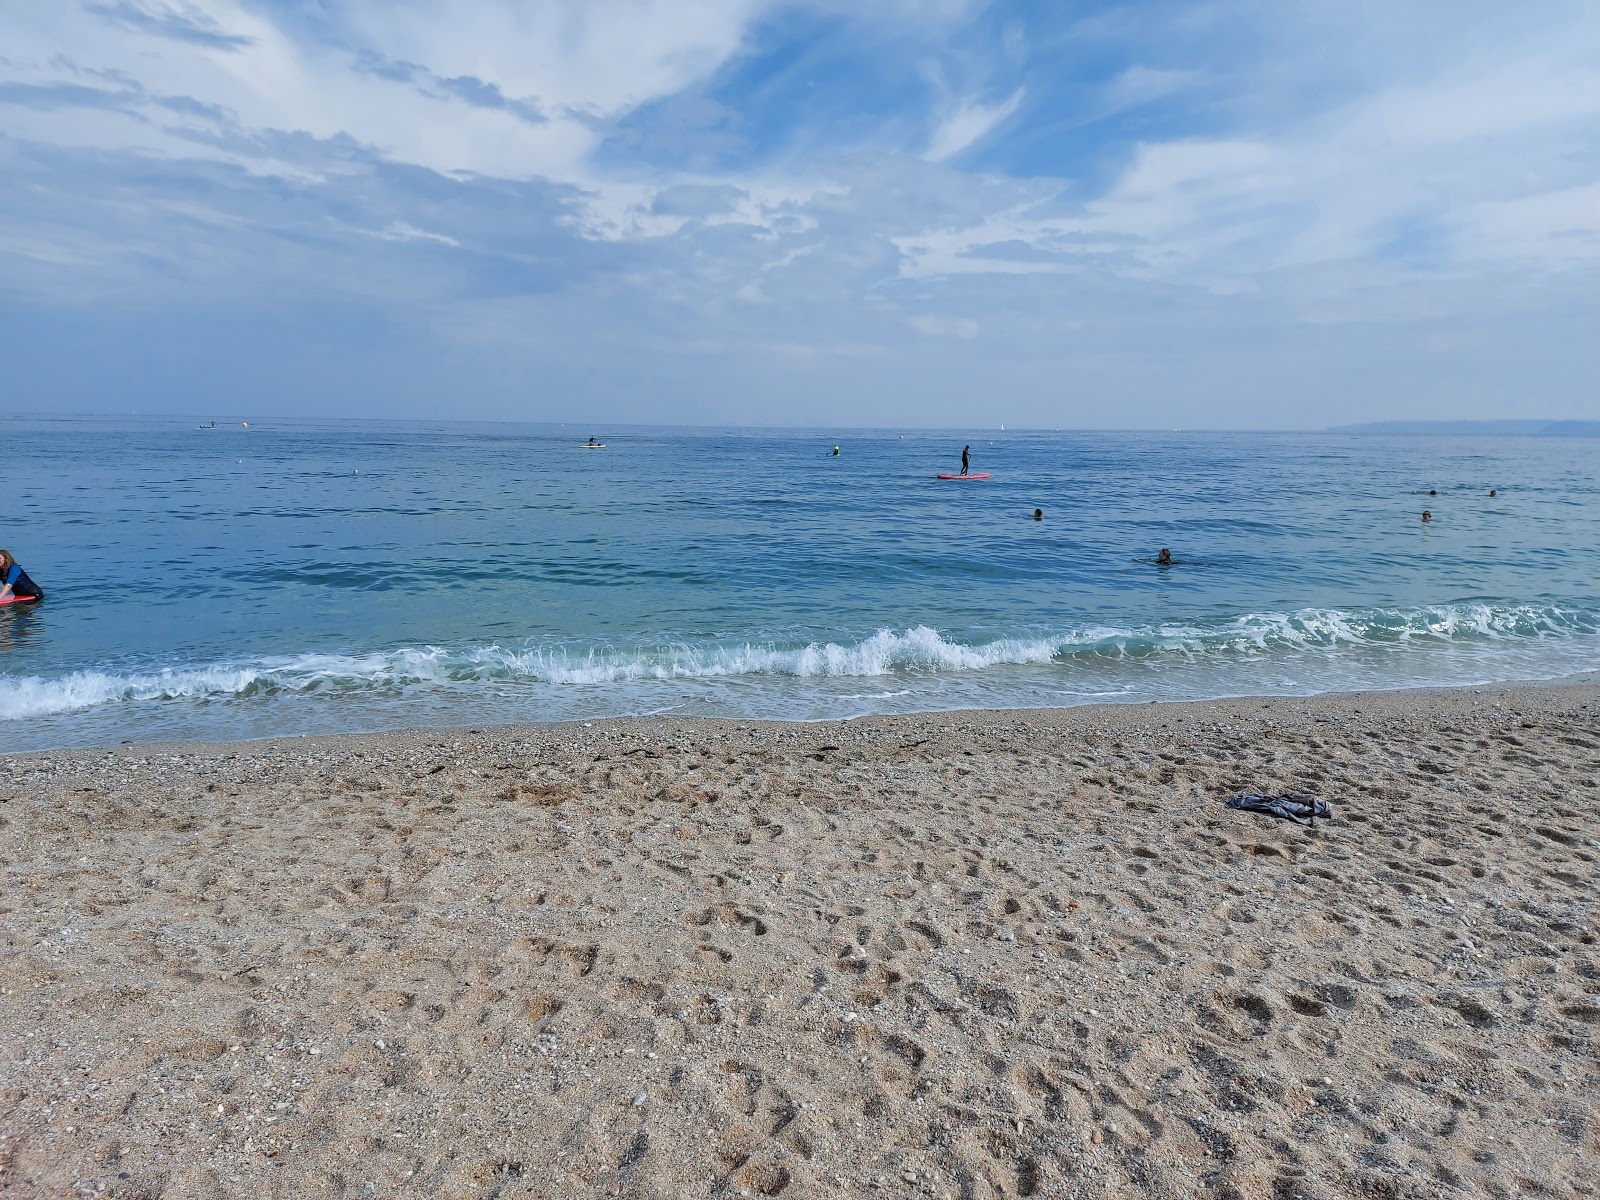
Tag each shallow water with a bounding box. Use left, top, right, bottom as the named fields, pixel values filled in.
left=2, top=415, right=1596, bottom=749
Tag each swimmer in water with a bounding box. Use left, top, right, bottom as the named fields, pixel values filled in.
left=1421, top=510, right=1432, bottom=523
left=0, top=549, right=43, bottom=602
left=1489, top=489, right=1497, bottom=497
left=1156, top=548, right=1172, bottom=565
left=1033, top=508, right=1043, bottom=521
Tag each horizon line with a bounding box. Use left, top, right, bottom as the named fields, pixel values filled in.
left=8, top=412, right=1594, bottom=436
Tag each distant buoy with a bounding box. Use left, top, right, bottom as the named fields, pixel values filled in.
left=242, top=422, right=249, bottom=428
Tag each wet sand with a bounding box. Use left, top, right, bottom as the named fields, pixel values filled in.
left=2, top=683, right=1597, bottom=1199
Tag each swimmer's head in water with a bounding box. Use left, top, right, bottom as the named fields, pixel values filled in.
left=1428, top=489, right=1437, bottom=496
left=1421, top=510, right=1432, bottom=522
left=1156, top=548, right=1172, bottom=564
left=1489, top=489, right=1497, bottom=496
left=1033, top=508, right=1043, bottom=521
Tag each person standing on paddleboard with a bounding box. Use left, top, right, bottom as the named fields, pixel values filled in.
left=960, top=444, right=971, bottom=475
left=0, top=549, right=43, bottom=602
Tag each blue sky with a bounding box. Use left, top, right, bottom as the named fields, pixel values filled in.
left=2, top=0, right=1597, bottom=429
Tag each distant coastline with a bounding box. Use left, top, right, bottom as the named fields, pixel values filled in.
left=1327, top=418, right=1600, bottom=436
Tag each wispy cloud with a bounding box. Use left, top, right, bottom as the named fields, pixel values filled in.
left=0, top=80, right=140, bottom=111
left=1, top=1, right=1596, bottom=427
left=925, top=88, right=1024, bottom=162
left=371, top=220, right=460, bottom=247
left=1100, top=65, right=1197, bottom=111
left=86, top=0, right=255, bottom=51
left=348, top=53, right=548, bottom=126
left=908, top=314, right=978, bottom=338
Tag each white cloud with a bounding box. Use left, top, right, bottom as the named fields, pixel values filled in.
left=337, top=0, right=762, bottom=118
left=908, top=314, right=978, bottom=337
left=1101, top=65, right=1198, bottom=111
left=0, top=0, right=761, bottom=188
left=1452, top=181, right=1600, bottom=265
left=1, top=0, right=1597, bottom=426
left=894, top=17, right=1600, bottom=295
left=924, top=88, right=1024, bottom=162
left=373, top=220, right=460, bottom=247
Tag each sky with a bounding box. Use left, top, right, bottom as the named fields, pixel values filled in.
left=1, top=0, right=1597, bottom=429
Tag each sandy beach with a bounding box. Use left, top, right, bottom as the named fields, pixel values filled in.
left=2, top=683, right=1597, bottom=1199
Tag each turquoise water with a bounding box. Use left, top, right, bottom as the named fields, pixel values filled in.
left=1, top=415, right=1596, bottom=750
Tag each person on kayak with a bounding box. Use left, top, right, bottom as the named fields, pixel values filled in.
left=0, top=549, right=43, bottom=602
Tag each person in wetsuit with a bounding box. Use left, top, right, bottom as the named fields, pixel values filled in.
left=960, top=444, right=971, bottom=475
left=0, top=549, right=43, bottom=602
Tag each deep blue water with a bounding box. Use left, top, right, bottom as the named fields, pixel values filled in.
left=2, top=415, right=1596, bottom=750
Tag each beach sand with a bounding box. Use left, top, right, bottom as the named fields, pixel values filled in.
left=2, top=684, right=1597, bottom=1199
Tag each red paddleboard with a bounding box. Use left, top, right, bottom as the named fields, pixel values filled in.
left=0, top=594, right=40, bottom=606
left=936, top=473, right=989, bottom=480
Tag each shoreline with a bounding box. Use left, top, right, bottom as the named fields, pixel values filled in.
left=3, top=681, right=1597, bottom=1198
left=7, top=673, right=1600, bottom=762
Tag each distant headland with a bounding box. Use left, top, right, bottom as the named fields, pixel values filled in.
left=1327, top=419, right=1600, bottom=437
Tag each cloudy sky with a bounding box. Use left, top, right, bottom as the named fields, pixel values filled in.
left=2, top=0, right=1597, bottom=428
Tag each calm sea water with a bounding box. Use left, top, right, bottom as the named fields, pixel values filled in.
left=1, top=416, right=1596, bottom=751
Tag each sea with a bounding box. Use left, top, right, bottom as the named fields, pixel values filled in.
left=1, top=415, right=1596, bottom=752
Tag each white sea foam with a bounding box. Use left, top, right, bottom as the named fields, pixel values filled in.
left=463, top=625, right=1063, bottom=685
left=0, top=665, right=261, bottom=721
left=0, top=651, right=455, bottom=722
left=2, top=603, right=1595, bottom=723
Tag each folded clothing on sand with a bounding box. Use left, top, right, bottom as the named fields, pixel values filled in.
left=1226, top=793, right=1332, bottom=825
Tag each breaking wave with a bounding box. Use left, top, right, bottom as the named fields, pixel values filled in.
left=4, top=601, right=1596, bottom=724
